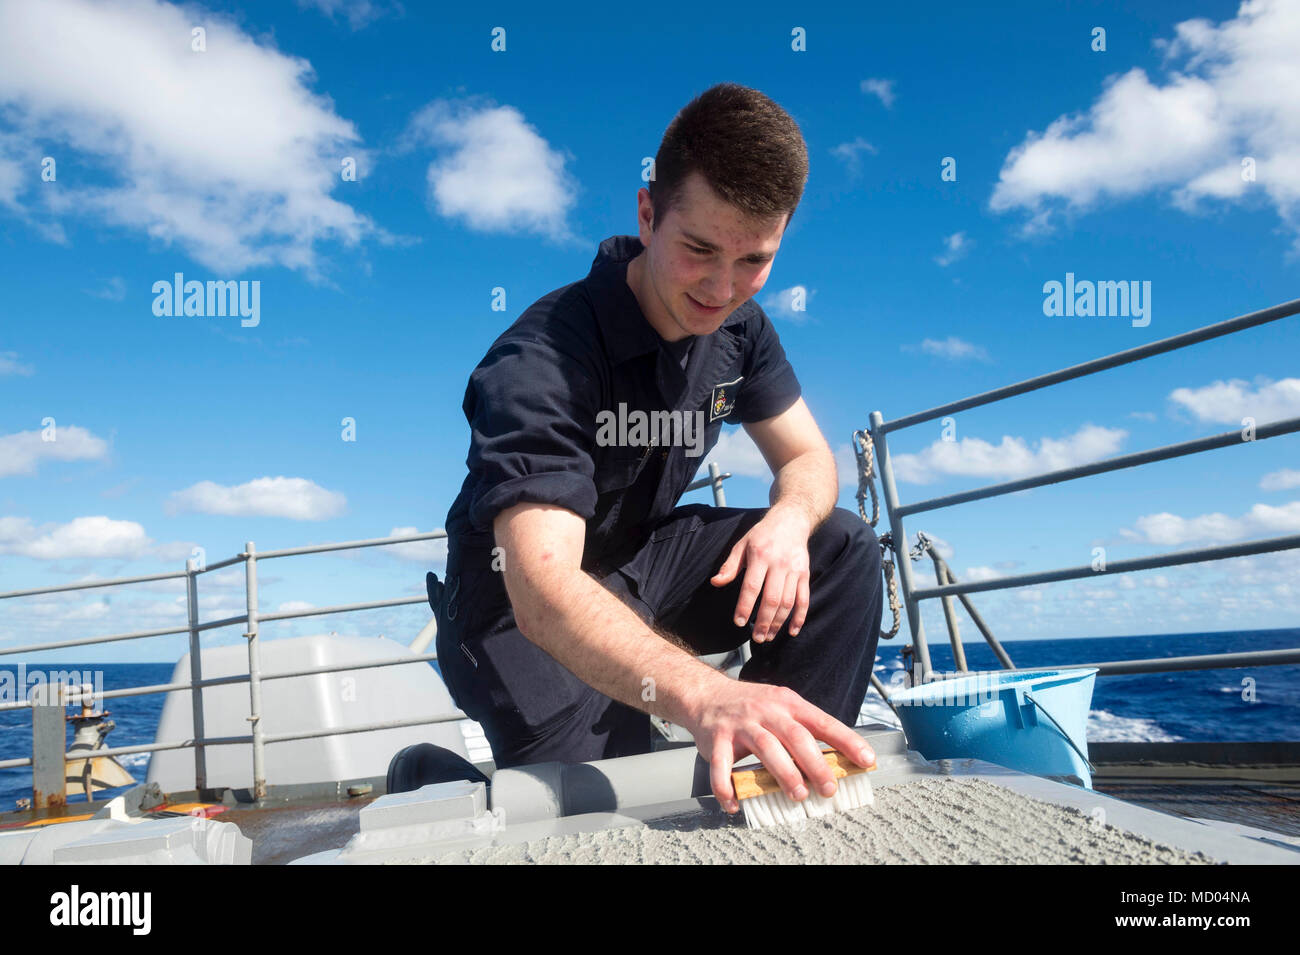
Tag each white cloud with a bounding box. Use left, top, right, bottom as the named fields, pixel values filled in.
left=1168, top=377, right=1300, bottom=424
left=900, top=548, right=1298, bottom=641
left=277, top=600, right=316, bottom=613
left=20, top=597, right=116, bottom=622
left=0, top=425, right=109, bottom=478
left=891, top=424, right=1128, bottom=485
left=296, top=0, right=398, bottom=29
left=1261, top=468, right=1300, bottom=491
left=903, top=336, right=989, bottom=362
left=151, top=539, right=204, bottom=562
left=989, top=0, right=1300, bottom=255
left=0, top=587, right=238, bottom=651
left=0, top=351, right=34, bottom=376
left=760, top=285, right=812, bottom=324
left=934, top=231, right=971, bottom=267
left=0, top=515, right=154, bottom=559
left=860, top=78, right=896, bottom=109
left=829, top=138, right=878, bottom=176
left=961, top=565, right=1003, bottom=582
left=165, top=476, right=346, bottom=520
left=385, top=526, right=448, bottom=564
left=0, top=0, right=381, bottom=275
left=918, top=533, right=954, bottom=561
left=85, top=277, right=126, bottom=301
left=700, top=427, right=768, bottom=480
left=401, top=98, right=579, bottom=243
left=100, top=478, right=140, bottom=499
left=0, top=139, right=22, bottom=209
left=1122, top=500, right=1300, bottom=546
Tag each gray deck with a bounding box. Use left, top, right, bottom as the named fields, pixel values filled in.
left=6, top=731, right=1299, bottom=864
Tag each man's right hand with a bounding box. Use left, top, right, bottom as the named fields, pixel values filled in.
left=681, top=679, right=876, bottom=814
left=492, top=502, right=875, bottom=811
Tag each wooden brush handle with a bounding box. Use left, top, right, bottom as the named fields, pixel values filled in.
left=730, top=749, right=873, bottom=801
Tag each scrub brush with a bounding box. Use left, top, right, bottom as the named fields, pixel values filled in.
left=730, top=749, right=875, bottom=830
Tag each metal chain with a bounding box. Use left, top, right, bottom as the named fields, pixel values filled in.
left=911, top=530, right=932, bottom=562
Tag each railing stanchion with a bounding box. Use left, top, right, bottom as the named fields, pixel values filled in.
left=185, top=557, right=208, bottom=794
left=933, top=554, right=968, bottom=672
left=708, top=460, right=727, bottom=508
left=244, top=541, right=267, bottom=800
left=870, top=411, right=932, bottom=683
left=30, top=683, right=67, bottom=810
left=935, top=555, right=1016, bottom=670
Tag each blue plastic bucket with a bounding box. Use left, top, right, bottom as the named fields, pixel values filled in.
left=889, top=668, right=1099, bottom=789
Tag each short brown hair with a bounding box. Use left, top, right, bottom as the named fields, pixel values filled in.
left=648, top=83, right=809, bottom=230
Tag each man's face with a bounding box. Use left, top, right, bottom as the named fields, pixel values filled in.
left=634, top=171, right=787, bottom=339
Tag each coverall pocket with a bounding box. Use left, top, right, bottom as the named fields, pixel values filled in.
left=594, top=451, right=646, bottom=494
left=619, top=511, right=706, bottom=614
left=477, top=624, right=592, bottom=739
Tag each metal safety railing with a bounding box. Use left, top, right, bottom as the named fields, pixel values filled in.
left=0, top=529, right=463, bottom=809
left=862, top=296, right=1300, bottom=688
left=0, top=462, right=735, bottom=810
left=10, top=291, right=1293, bottom=806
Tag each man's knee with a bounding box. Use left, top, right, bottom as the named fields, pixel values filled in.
left=812, top=507, right=881, bottom=581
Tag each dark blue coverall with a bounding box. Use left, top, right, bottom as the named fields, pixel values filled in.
left=430, top=235, right=883, bottom=768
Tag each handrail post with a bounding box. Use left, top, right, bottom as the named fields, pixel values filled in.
left=30, top=682, right=67, bottom=810
left=244, top=541, right=267, bottom=800
left=934, top=554, right=1016, bottom=670
left=708, top=461, right=727, bottom=507
left=185, top=557, right=208, bottom=794
left=869, top=411, right=932, bottom=683
left=933, top=554, right=968, bottom=672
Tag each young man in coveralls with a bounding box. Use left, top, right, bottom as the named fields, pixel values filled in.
left=432, top=84, right=883, bottom=814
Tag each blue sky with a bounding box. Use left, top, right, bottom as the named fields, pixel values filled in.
left=1, top=0, right=1297, bottom=663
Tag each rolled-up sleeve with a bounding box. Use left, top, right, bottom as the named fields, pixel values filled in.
left=735, top=305, right=802, bottom=423
left=464, top=338, right=601, bottom=532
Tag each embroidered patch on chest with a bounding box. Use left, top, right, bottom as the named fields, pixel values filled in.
left=709, top=376, right=743, bottom=422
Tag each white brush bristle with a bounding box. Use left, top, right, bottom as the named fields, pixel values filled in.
left=741, top=771, right=874, bottom=830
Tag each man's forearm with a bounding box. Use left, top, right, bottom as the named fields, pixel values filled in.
left=767, top=445, right=838, bottom=532
left=504, top=564, right=728, bottom=728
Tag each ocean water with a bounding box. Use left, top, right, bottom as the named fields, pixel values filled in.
left=1, top=627, right=1296, bottom=813
left=859, top=627, right=1300, bottom=744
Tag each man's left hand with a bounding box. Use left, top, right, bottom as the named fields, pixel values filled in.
left=710, top=505, right=813, bottom=642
